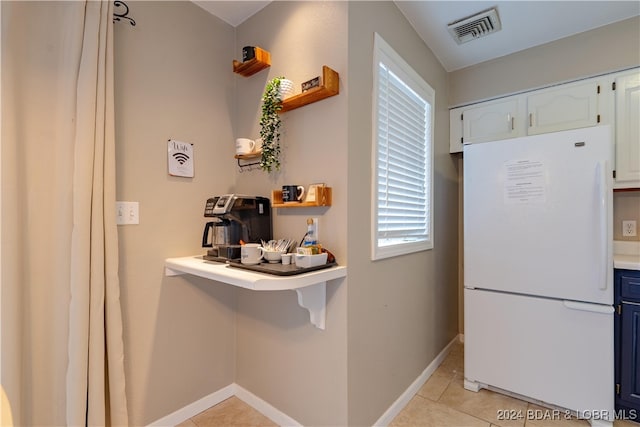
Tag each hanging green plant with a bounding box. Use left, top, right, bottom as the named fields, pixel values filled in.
left=259, top=76, right=284, bottom=172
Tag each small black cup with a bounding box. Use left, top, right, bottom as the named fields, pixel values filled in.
left=282, top=185, right=304, bottom=202
left=242, top=46, right=256, bottom=62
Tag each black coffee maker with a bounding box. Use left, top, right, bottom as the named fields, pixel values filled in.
left=202, top=195, right=272, bottom=261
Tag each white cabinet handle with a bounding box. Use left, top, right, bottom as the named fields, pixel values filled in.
left=529, top=113, right=533, bottom=127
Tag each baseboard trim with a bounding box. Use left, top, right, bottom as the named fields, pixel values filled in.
left=146, top=383, right=302, bottom=427
left=373, top=334, right=462, bottom=427
left=234, top=384, right=302, bottom=427
left=147, top=384, right=235, bottom=426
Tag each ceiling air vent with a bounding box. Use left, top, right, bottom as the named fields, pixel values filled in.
left=447, top=7, right=502, bottom=45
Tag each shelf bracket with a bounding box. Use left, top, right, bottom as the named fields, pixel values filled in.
left=237, top=157, right=261, bottom=172
left=294, top=282, right=326, bottom=330
left=165, top=266, right=186, bottom=277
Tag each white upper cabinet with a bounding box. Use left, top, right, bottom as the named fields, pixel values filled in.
left=450, top=78, right=603, bottom=153
left=614, top=69, right=640, bottom=187
left=449, top=97, right=524, bottom=152
left=526, top=80, right=600, bottom=135
left=463, top=98, right=524, bottom=144
left=450, top=67, right=640, bottom=189
left=450, top=106, right=464, bottom=153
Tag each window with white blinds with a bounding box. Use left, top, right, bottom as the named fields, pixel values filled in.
left=372, top=33, right=435, bottom=260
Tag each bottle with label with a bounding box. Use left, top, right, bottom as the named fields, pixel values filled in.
left=303, top=218, right=317, bottom=246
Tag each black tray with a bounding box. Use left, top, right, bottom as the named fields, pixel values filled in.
left=203, top=255, right=240, bottom=263
left=226, top=259, right=337, bottom=276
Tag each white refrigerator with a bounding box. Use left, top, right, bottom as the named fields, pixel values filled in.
left=463, top=126, right=614, bottom=426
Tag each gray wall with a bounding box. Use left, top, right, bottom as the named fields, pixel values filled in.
left=449, top=16, right=640, bottom=107
left=347, top=2, right=460, bottom=425
left=234, top=2, right=349, bottom=425
left=114, top=3, right=238, bottom=425
left=113, top=1, right=458, bottom=425
left=231, top=3, right=460, bottom=425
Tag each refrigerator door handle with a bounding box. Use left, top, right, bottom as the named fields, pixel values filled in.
left=596, top=161, right=608, bottom=291
left=563, top=300, right=614, bottom=314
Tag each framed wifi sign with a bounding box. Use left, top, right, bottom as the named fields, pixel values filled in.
left=168, top=139, right=194, bottom=178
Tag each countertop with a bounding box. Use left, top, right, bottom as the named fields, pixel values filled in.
left=614, top=241, right=640, bottom=271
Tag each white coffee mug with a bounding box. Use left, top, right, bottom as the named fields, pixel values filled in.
left=236, top=138, right=256, bottom=155
left=241, top=243, right=263, bottom=265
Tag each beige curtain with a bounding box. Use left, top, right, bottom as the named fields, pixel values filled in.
left=1, top=1, right=128, bottom=425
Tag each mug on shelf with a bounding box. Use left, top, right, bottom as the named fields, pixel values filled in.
left=236, top=138, right=256, bottom=155
left=242, top=46, right=256, bottom=62
left=282, top=185, right=305, bottom=202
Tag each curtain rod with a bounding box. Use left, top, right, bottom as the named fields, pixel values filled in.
left=113, top=1, right=136, bottom=26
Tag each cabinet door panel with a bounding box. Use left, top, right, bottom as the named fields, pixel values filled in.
left=450, top=107, right=463, bottom=153
left=615, top=71, right=640, bottom=186
left=620, top=302, right=640, bottom=409
left=527, top=81, right=599, bottom=135
left=462, top=98, right=520, bottom=144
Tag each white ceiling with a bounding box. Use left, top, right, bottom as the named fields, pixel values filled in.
left=193, top=1, right=270, bottom=27
left=395, top=1, right=640, bottom=71
left=193, top=1, right=640, bottom=71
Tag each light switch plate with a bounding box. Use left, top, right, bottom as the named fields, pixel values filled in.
left=116, top=201, right=139, bottom=225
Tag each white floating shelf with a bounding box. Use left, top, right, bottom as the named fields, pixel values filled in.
left=165, top=256, right=347, bottom=329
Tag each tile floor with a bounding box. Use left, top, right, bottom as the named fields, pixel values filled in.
left=176, top=396, right=277, bottom=427
left=178, top=341, right=639, bottom=426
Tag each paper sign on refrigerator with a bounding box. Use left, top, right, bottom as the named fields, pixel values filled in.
left=503, top=159, right=546, bottom=204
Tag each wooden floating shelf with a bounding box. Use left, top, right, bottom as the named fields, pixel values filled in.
left=271, top=187, right=332, bottom=208
left=234, top=152, right=261, bottom=160
left=233, top=47, right=271, bottom=77
left=280, top=66, right=339, bottom=113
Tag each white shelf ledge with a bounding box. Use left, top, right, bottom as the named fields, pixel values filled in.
left=165, top=256, right=347, bottom=329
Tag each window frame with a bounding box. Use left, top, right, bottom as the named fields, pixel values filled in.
left=371, top=32, right=435, bottom=261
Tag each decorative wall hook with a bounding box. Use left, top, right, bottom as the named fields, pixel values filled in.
left=113, top=1, right=136, bottom=26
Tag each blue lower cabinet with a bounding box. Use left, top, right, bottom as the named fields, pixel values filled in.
left=615, top=269, right=640, bottom=420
